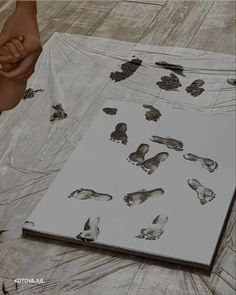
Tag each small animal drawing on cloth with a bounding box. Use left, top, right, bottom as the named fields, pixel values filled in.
left=227, top=78, right=236, bottom=86
left=110, top=57, right=142, bottom=82
left=187, top=179, right=216, bottom=205
left=136, top=215, right=168, bottom=240
left=68, top=188, right=112, bottom=201
left=50, top=103, right=68, bottom=122
left=156, top=73, right=182, bottom=91
left=183, top=153, right=218, bottom=173
left=124, top=188, right=164, bottom=207
left=103, top=107, right=118, bottom=115
left=23, top=88, right=44, bottom=100
left=155, top=61, right=185, bottom=77
left=150, top=136, right=183, bottom=151
left=143, top=105, right=162, bottom=122
left=76, top=217, right=100, bottom=242
left=110, top=123, right=128, bottom=145
left=127, top=144, right=149, bottom=166
left=186, top=79, right=205, bottom=97
left=140, top=152, right=169, bottom=175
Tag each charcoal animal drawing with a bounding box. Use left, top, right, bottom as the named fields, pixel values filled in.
left=68, top=188, right=112, bottom=201
left=124, top=188, right=164, bottom=207
left=127, top=144, right=149, bottom=166
left=155, top=61, right=185, bottom=77
left=183, top=153, right=218, bottom=173
left=150, top=136, right=183, bottom=151
left=136, top=215, right=168, bottom=240
left=140, top=152, right=169, bottom=175
left=23, top=88, right=44, bottom=100
left=187, top=179, right=216, bottom=205
left=76, top=217, right=100, bottom=241
left=110, top=123, right=128, bottom=145
left=103, top=107, right=118, bottom=115
left=186, top=80, right=205, bottom=97
left=110, top=58, right=142, bottom=82
left=143, top=105, right=162, bottom=122
left=156, top=73, right=181, bottom=91
left=227, top=78, right=236, bottom=86
left=50, top=103, right=68, bottom=122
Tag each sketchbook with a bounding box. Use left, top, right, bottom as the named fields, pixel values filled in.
left=23, top=99, right=235, bottom=270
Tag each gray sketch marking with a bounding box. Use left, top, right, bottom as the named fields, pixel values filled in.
left=68, top=188, right=112, bottom=201
left=136, top=215, right=168, bottom=240
left=155, top=61, right=185, bottom=77
left=186, top=79, right=205, bottom=97
left=156, top=73, right=181, bottom=91
left=110, top=58, right=142, bottom=82
left=50, top=103, right=68, bottom=122
left=127, top=144, right=149, bottom=166
left=143, top=105, right=162, bottom=122
left=183, top=153, right=218, bottom=173
left=187, top=179, right=216, bottom=205
left=124, top=188, right=164, bottom=207
left=110, top=123, right=128, bottom=145
left=76, top=217, right=100, bottom=242
left=227, top=78, right=236, bottom=86
left=24, top=221, right=35, bottom=227
left=103, top=107, right=118, bottom=115
left=23, top=88, right=44, bottom=100
left=140, top=152, right=169, bottom=175
left=150, top=136, right=183, bottom=151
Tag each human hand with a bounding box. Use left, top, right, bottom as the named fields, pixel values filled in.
left=0, top=1, right=42, bottom=80
left=0, top=36, right=25, bottom=72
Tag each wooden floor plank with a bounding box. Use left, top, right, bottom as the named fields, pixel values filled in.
left=123, top=0, right=166, bottom=5
left=93, top=2, right=162, bottom=42
left=40, top=1, right=118, bottom=43
left=139, top=0, right=214, bottom=47
left=189, top=1, right=236, bottom=55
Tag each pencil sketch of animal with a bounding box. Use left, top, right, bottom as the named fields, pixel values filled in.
left=150, top=136, right=184, bottom=151
left=186, top=79, right=205, bottom=97
left=124, top=188, right=164, bottom=207
left=76, top=217, right=100, bottom=241
left=143, top=105, right=162, bottom=122
left=136, top=215, right=168, bottom=240
left=227, top=78, right=236, bottom=86
left=156, top=73, right=181, bottom=91
left=23, top=88, right=44, bottom=100
left=127, top=144, right=149, bottom=166
left=110, top=123, right=128, bottom=145
left=183, top=153, right=218, bottom=172
left=140, top=152, right=169, bottom=175
left=187, top=179, right=216, bottom=205
left=68, top=188, right=112, bottom=201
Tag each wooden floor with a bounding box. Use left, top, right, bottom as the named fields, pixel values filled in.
left=0, top=0, right=235, bottom=294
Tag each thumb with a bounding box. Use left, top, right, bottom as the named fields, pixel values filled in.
left=0, top=32, right=11, bottom=46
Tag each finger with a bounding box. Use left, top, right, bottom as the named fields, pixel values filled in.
left=0, top=33, right=11, bottom=46
left=5, top=42, right=21, bottom=58
left=18, top=36, right=24, bottom=42
left=2, top=63, right=18, bottom=72
left=11, top=38, right=25, bottom=52
left=0, top=51, right=39, bottom=79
